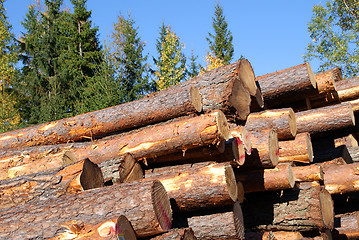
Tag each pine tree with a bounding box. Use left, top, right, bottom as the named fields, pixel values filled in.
left=187, top=50, right=200, bottom=78
left=0, top=0, right=20, bottom=132
left=111, top=12, right=152, bottom=103
left=206, top=3, right=234, bottom=65
left=153, top=24, right=186, bottom=91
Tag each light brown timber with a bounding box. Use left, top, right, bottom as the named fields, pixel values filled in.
left=278, top=132, right=313, bottom=163
left=292, top=165, right=324, bottom=182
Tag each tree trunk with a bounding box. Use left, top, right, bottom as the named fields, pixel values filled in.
left=0, top=60, right=256, bottom=150
left=150, top=228, right=197, bottom=240
left=323, top=162, right=359, bottom=194
left=235, top=164, right=295, bottom=193
left=0, top=180, right=172, bottom=239
left=245, top=108, right=297, bottom=140
left=242, top=184, right=334, bottom=231
left=278, top=132, right=313, bottom=164
left=188, top=202, right=244, bottom=240
left=0, top=111, right=229, bottom=180
left=295, top=102, right=355, bottom=137
left=292, top=165, right=324, bottom=182
left=256, top=62, right=317, bottom=108
left=0, top=158, right=104, bottom=210
left=336, top=76, right=359, bottom=101
left=144, top=162, right=238, bottom=211
left=244, top=129, right=279, bottom=168
left=333, top=211, right=359, bottom=240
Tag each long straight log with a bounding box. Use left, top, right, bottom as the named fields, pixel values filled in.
left=295, top=102, right=355, bottom=137
left=188, top=202, right=244, bottom=240
left=242, top=184, right=334, bottom=231
left=0, top=110, right=229, bottom=180
left=335, top=76, right=359, bottom=101
left=0, top=60, right=255, bottom=150
left=323, top=162, right=359, bottom=194
left=144, top=162, right=238, bottom=211
left=256, top=62, right=317, bottom=108
left=292, top=165, right=324, bottom=182
left=0, top=180, right=172, bottom=239
left=0, top=158, right=104, bottom=210
left=245, top=108, right=297, bottom=140
left=235, top=164, right=295, bottom=193
left=278, top=132, right=313, bottom=164
left=244, top=129, right=279, bottom=168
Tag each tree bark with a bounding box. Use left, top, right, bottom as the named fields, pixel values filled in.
left=150, top=228, right=197, bottom=240
left=242, top=184, right=334, bottom=231
left=323, top=162, right=359, bottom=194
left=144, top=162, right=238, bottom=211
left=0, top=111, right=229, bottom=180
left=0, top=60, right=256, bottom=150
left=295, top=102, right=355, bottom=137
left=335, top=76, right=359, bottom=101
left=0, top=180, right=172, bottom=239
left=0, top=158, right=104, bottom=210
left=235, top=164, right=295, bottom=193
left=244, top=129, right=279, bottom=168
left=256, top=62, right=317, bottom=108
left=245, top=108, right=297, bottom=140
left=292, top=165, right=324, bottom=182
left=278, top=132, right=313, bottom=164
left=188, top=202, right=244, bottom=240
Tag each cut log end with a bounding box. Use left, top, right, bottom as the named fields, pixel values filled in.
left=233, top=201, right=245, bottom=240
left=237, top=181, right=245, bottom=204
left=119, top=154, right=143, bottom=183
left=225, top=164, right=238, bottom=202
left=348, top=102, right=356, bottom=126
left=306, top=133, right=314, bottom=162
left=288, top=108, right=297, bottom=138
left=229, top=78, right=251, bottom=120
left=116, top=215, right=137, bottom=240
left=320, top=189, right=334, bottom=229
left=80, top=158, right=104, bottom=190
left=306, top=62, right=317, bottom=89
left=237, top=59, right=257, bottom=96
left=269, top=129, right=279, bottom=167
left=62, top=151, right=78, bottom=165
left=216, top=110, right=230, bottom=141
left=190, top=86, right=203, bottom=112
left=151, top=180, right=172, bottom=231
left=231, top=126, right=252, bottom=155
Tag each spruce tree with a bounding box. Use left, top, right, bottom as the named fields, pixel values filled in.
left=153, top=24, right=186, bottom=91
left=187, top=50, right=200, bottom=78
left=111, top=12, right=152, bottom=103
left=206, top=3, right=234, bottom=65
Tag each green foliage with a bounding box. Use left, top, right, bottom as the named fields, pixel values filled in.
left=187, top=50, right=200, bottom=78
left=111, top=12, right=152, bottom=103
left=153, top=23, right=186, bottom=91
left=206, top=3, right=234, bottom=65
left=304, top=0, right=359, bottom=78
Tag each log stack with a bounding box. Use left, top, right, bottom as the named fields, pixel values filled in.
left=0, top=59, right=358, bottom=239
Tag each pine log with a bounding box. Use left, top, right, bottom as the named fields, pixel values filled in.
left=314, top=157, right=347, bottom=171
left=250, top=81, right=265, bottom=112
left=144, top=162, right=238, bottom=211
left=0, top=180, right=172, bottom=239
left=333, top=211, right=359, bottom=240
left=150, top=228, right=197, bottom=240
left=0, top=158, right=104, bottom=210
left=244, top=231, right=304, bottom=240
left=292, top=165, right=324, bottom=182
left=242, top=184, right=334, bottom=231
left=245, top=108, right=297, bottom=140
left=342, top=146, right=359, bottom=163
left=335, top=134, right=358, bottom=148
left=0, top=110, right=229, bottom=180
left=0, top=60, right=256, bottom=150
left=256, top=62, right=317, bottom=108
left=235, top=164, right=295, bottom=193
left=335, top=76, right=359, bottom=101
left=244, top=129, right=279, bottom=168
left=188, top=202, right=244, bottom=240
left=314, top=67, right=341, bottom=94
left=323, top=162, right=359, bottom=194
left=278, top=132, right=313, bottom=164
left=295, top=102, right=355, bottom=137
left=349, top=98, right=359, bottom=112
left=230, top=125, right=252, bottom=155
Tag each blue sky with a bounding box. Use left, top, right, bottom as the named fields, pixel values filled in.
left=5, top=0, right=324, bottom=76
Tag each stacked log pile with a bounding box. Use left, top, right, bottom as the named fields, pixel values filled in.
left=0, top=59, right=359, bottom=240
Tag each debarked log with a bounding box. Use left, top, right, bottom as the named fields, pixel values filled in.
left=144, top=162, right=238, bottom=211
left=188, top=202, right=244, bottom=240
left=0, top=180, right=172, bottom=239
left=295, top=102, right=355, bottom=137
left=278, top=132, right=313, bottom=164
left=245, top=108, right=296, bottom=140
left=242, top=184, right=334, bottom=231
left=0, top=59, right=256, bottom=150
left=256, top=62, right=317, bottom=108
left=0, top=110, right=229, bottom=180
left=0, top=158, right=104, bottom=210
